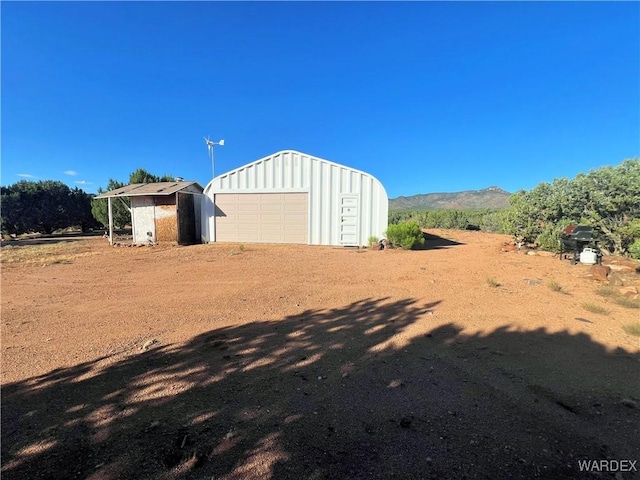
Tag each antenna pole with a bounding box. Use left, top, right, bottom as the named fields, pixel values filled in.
left=209, top=143, right=215, bottom=179
left=204, top=137, right=224, bottom=180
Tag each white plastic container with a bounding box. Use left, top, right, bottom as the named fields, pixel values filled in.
left=580, top=248, right=598, bottom=265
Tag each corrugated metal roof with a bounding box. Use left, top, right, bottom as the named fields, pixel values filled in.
left=95, top=181, right=203, bottom=198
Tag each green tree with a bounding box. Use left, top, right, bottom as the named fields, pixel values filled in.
left=129, top=168, right=174, bottom=184
left=388, top=208, right=509, bottom=234
left=505, top=158, right=640, bottom=255
left=90, top=169, right=175, bottom=228
left=1, top=184, right=28, bottom=234
left=1, top=180, right=96, bottom=234
left=69, top=188, right=101, bottom=232
left=91, top=180, right=130, bottom=229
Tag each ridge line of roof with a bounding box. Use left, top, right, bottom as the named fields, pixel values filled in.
left=208, top=150, right=386, bottom=190
left=94, top=181, right=203, bottom=198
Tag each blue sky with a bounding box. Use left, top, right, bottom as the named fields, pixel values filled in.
left=2, top=1, right=639, bottom=198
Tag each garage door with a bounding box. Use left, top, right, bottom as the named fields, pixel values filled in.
left=215, top=193, right=308, bottom=243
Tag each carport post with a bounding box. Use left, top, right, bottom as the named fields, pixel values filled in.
left=107, top=197, right=114, bottom=245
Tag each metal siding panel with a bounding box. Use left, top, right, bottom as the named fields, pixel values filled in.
left=267, top=160, right=271, bottom=189
left=343, top=170, right=350, bottom=193
left=270, top=156, right=276, bottom=188
left=280, top=154, right=286, bottom=189
left=300, top=154, right=306, bottom=188
left=288, top=152, right=295, bottom=188
left=320, top=162, right=329, bottom=245
left=266, top=157, right=273, bottom=189
left=345, top=168, right=353, bottom=193
left=238, top=169, right=245, bottom=189
left=362, top=178, right=373, bottom=245
left=358, top=173, right=365, bottom=245
left=307, top=156, right=315, bottom=245
left=317, top=160, right=324, bottom=244
left=329, top=165, right=337, bottom=244
left=309, top=159, right=319, bottom=245
left=277, top=155, right=282, bottom=188
left=202, top=194, right=214, bottom=243
left=278, top=154, right=284, bottom=187
left=364, top=177, right=374, bottom=244
left=280, top=153, right=286, bottom=188
left=256, top=162, right=263, bottom=189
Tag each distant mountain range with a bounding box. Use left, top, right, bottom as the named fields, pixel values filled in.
left=389, top=186, right=512, bottom=211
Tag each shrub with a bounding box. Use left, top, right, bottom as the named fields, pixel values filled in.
left=622, top=322, right=640, bottom=336
left=595, top=286, right=617, bottom=298
left=628, top=239, right=640, bottom=260
left=613, top=296, right=640, bottom=309
left=596, top=286, right=640, bottom=308
left=385, top=221, right=425, bottom=250
left=535, top=225, right=560, bottom=252
left=582, top=302, right=610, bottom=315
left=479, top=210, right=510, bottom=233
left=547, top=279, right=566, bottom=293
left=367, top=235, right=379, bottom=245
left=535, top=220, right=574, bottom=253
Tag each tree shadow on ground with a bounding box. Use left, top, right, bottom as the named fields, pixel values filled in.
left=2, top=297, right=639, bottom=480
left=417, top=231, right=465, bottom=250
left=0, top=230, right=130, bottom=248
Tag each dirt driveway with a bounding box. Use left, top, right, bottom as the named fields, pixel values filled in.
left=2, top=230, right=639, bottom=479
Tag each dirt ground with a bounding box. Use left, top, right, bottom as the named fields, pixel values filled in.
left=2, top=230, right=639, bottom=480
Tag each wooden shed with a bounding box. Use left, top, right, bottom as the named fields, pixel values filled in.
left=95, top=182, right=204, bottom=245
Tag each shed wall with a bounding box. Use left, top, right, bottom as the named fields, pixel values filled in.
left=202, top=150, right=388, bottom=246
left=132, top=192, right=203, bottom=244
left=131, top=197, right=156, bottom=243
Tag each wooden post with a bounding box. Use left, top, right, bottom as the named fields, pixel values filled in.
left=108, top=197, right=114, bottom=245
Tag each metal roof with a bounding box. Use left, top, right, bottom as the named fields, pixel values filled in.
left=94, top=181, right=203, bottom=198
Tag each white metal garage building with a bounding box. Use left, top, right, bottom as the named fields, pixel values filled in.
left=201, top=150, right=388, bottom=246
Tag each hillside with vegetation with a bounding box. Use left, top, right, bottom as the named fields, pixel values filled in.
left=388, top=158, right=640, bottom=258
left=389, top=186, right=511, bottom=211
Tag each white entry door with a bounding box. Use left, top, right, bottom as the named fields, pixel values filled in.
left=339, top=195, right=359, bottom=246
